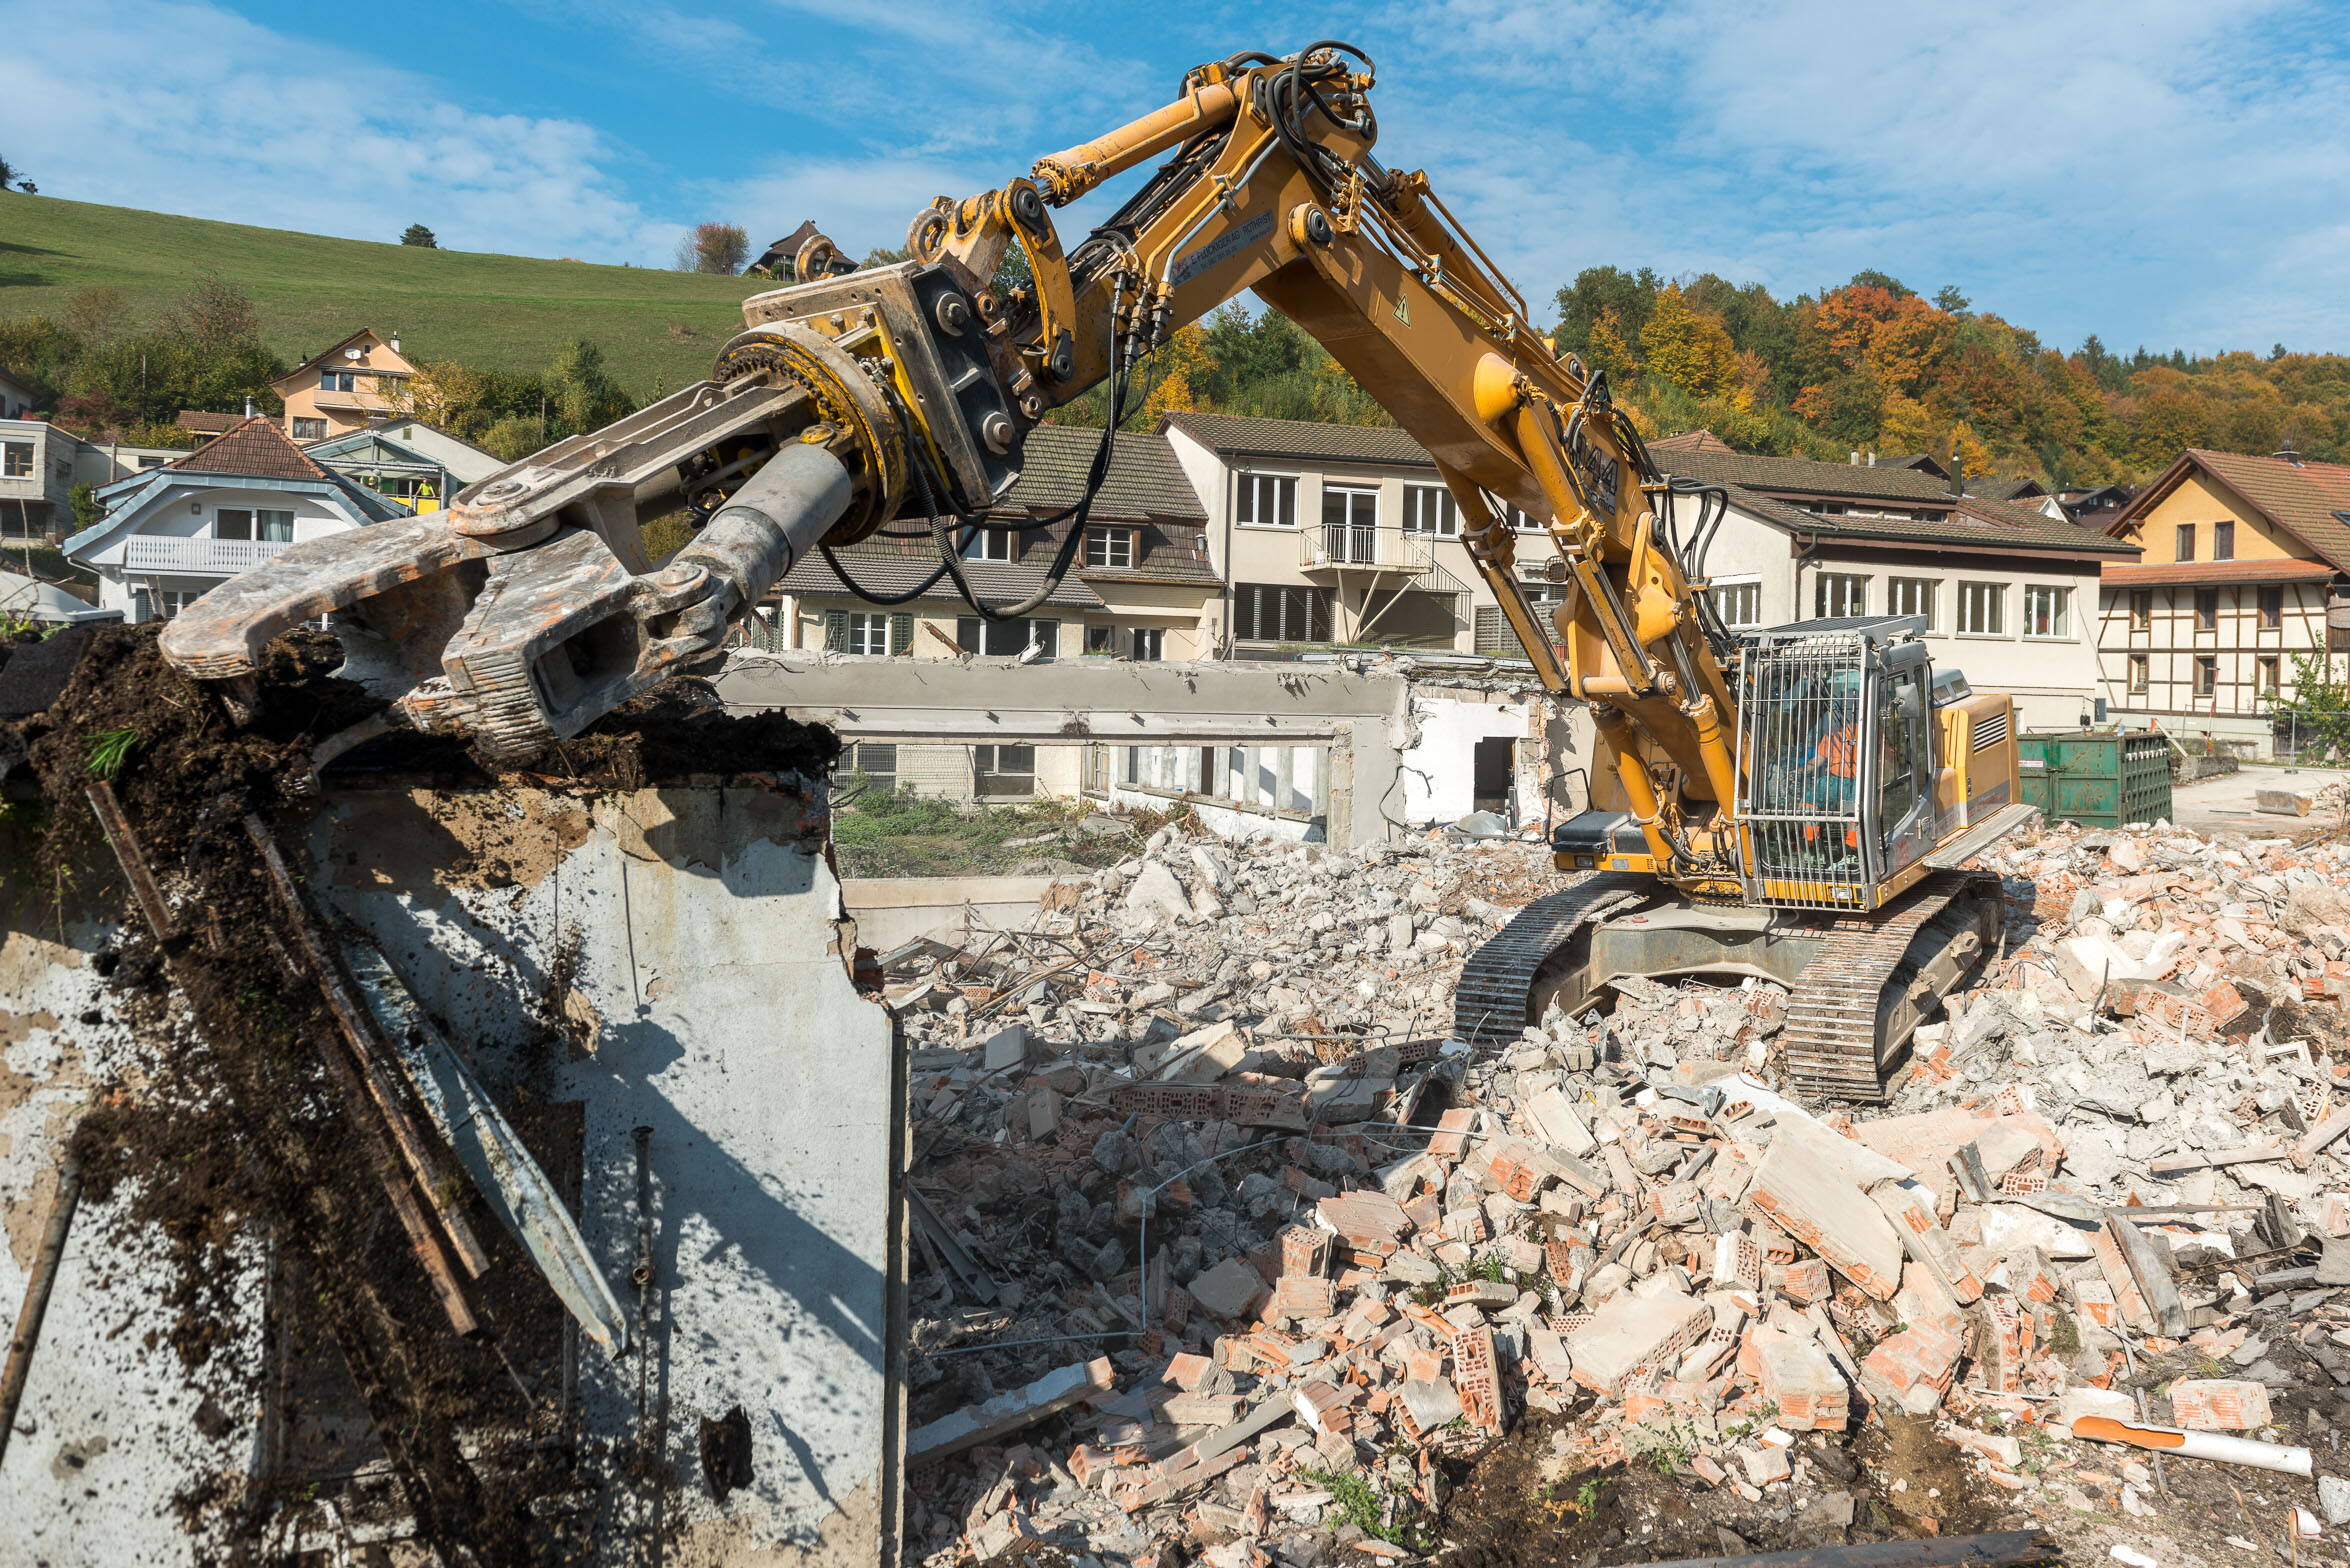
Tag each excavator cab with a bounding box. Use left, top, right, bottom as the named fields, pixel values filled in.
left=1736, top=615, right=1940, bottom=911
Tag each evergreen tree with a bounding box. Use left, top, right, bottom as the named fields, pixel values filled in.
left=401, top=224, right=439, bottom=248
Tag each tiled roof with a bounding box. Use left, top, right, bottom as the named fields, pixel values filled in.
left=1079, top=555, right=1222, bottom=589
left=1157, top=410, right=1431, bottom=469
left=2124, top=448, right=2350, bottom=574
left=1972, top=476, right=2047, bottom=501
left=2101, top=558, right=2338, bottom=586
left=165, top=416, right=332, bottom=482
left=1649, top=446, right=1967, bottom=504
left=174, top=410, right=238, bottom=435
left=271, top=328, right=394, bottom=387
left=1649, top=430, right=1737, bottom=454
left=1660, top=448, right=2134, bottom=557
left=1016, top=425, right=1206, bottom=518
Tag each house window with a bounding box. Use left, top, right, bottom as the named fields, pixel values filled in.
left=1814, top=572, right=1867, bottom=619
left=1084, top=528, right=1135, bottom=568
left=845, top=611, right=891, bottom=656
left=2127, top=653, right=2148, bottom=693
left=2259, top=585, right=2283, bottom=628
left=2022, top=584, right=2070, bottom=639
left=320, top=370, right=357, bottom=393
left=1, top=442, right=29, bottom=479
left=1402, top=485, right=1458, bottom=537
left=961, top=529, right=1013, bottom=562
left=1232, top=582, right=1331, bottom=643
left=2194, top=655, right=2217, bottom=696
left=148, top=589, right=202, bottom=620
left=1085, top=624, right=1114, bottom=654
left=956, top=616, right=1058, bottom=657
left=137, top=456, right=166, bottom=469
left=1235, top=472, right=1297, bottom=528
left=1887, top=576, right=1937, bottom=629
left=1132, top=627, right=1164, bottom=660
left=2130, top=590, right=2152, bottom=630
left=291, top=418, right=327, bottom=440
left=2258, top=654, right=2280, bottom=693
left=2175, top=523, right=2196, bottom=561
left=841, top=741, right=898, bottom=792
left=215, top=508, right=295, bottom=542
left=2195, top=588, right=2218, bottom=630
left=1322, top=484, right=1378, bottom=563
left=1709, top=579, right=1762, bottom=629
left=1957, top=581, right=2005, bottom=635
left=1511, top=507, right=1544, bottom=533
left=973, top=743, right=1037, bottom=799
left=2213, top=521, right=2235, bottom=561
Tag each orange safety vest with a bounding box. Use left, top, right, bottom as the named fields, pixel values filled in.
left=1815, top=725, right=1859, bottom=778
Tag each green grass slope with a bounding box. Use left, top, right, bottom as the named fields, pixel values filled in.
left=0, top=197, right=769, bottom=392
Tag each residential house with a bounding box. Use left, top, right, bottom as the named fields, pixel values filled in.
left=2096, top=448, right=2350, bottom=756
left=64, top=416, right=407, bottom=622
left=2, top=419, right=183, bottom=540
left=2059, top=483, right=2135, bottom=532
left=0, top=364, right=38, bottom=421
left=303, top=418, right=506, bottom=512
left=1646, top=434, right=2137, bottom=731
left=270, top=329, right=417, bottom=441
left=1157, top=410, right=1521, bottom=655
left=767, top=422, right=1221, bottom=802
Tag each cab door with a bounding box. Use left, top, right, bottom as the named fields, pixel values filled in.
left=1871, top=646, right=1938, bottom=877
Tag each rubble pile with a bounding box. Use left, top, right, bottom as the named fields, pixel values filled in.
left=895, top=815, right=2350, bottom=1565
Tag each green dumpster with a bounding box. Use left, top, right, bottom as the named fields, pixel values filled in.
left=2016, top=730, right=2173, bottom=827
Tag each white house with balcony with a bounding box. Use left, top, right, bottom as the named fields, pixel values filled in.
left=62, top=416, right=407, bottom=623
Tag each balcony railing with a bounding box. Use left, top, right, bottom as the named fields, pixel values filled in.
left=1298, top=524, right=1444, bottom=574
left=122, top=534, right=294, bottom=575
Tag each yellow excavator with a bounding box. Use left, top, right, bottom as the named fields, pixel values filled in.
left=159, top=43, right=2034, bottom=1099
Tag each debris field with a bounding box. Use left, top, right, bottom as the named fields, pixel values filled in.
left=888, top=803, right=2350, bottom=1566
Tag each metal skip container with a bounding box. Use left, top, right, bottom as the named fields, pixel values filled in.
left=0, top=768, right=905, bottom=1566
left=2016, top=728, right=2174, bottom=828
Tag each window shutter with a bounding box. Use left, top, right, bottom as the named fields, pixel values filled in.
left=824, top=610, right=849, bottom=651
left=889, top=612, right=914, bottom=655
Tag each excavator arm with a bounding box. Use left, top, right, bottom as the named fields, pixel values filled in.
left=159, top=43, right=1744, bottom=898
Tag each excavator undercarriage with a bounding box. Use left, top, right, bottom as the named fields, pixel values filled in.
left=1454, top=867, right=2006, bottom=1102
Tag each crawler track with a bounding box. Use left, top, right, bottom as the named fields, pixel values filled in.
left=1778, top=868, right=2004, bottom=1101
left=1451, top=872, right=1648, bottom=1052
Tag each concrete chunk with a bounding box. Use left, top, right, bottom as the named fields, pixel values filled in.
left=908, top=1357, right=1113, bottom=1465
left=1188, top=1257, right=1265, bottom=1320
left=1565, top=1284, right=1711, bottom=1399
left=1747, top=1136, right=1907, bottom=1300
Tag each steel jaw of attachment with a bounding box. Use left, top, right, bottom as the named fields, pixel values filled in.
left=158, top=321, right=904, bottom=763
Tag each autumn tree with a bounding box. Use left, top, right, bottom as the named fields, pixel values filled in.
left=388, top=359, right=491, bottom=431
left=678, top=222, right=749, bottom=275
left=1638, top=285, right=1741, bottom=403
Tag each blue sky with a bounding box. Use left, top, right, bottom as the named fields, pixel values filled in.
left=6, top=0, right=2348, bottom=354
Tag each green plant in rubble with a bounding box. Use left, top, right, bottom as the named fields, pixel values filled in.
left=1301, top=1466, right=1435, bottom=1551
left=2049, top=1314, right=2082, bottom=1354
left=85, top=727, right=140, bottom=780
left=1302, top=1467, right=1384, bottom=1536
left=1469, top=1252, right=1512, bottom=1285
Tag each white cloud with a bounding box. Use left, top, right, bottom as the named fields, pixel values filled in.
left=1365, top=0, right=2350, bottom=348
left=0, top=0, right=681, bottom=264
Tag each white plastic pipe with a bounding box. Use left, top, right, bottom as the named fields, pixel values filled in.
left=2072, top=1414, right=2313, bottom=1476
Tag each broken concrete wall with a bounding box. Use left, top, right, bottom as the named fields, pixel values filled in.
left=2, top=778, right=903, bottom=1566
left=1, top=880, right=261, bottom=1568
